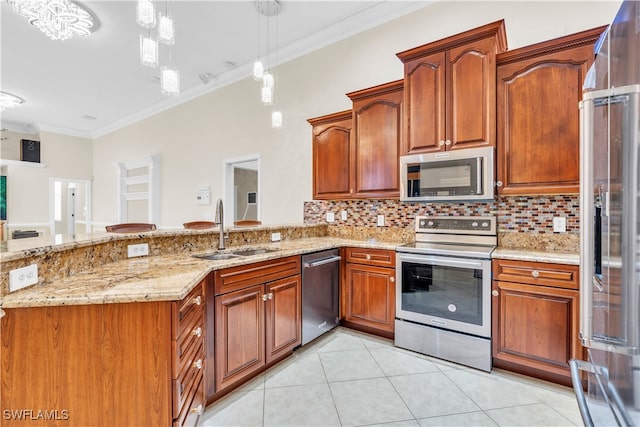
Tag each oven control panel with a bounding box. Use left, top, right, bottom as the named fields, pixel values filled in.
left=415, top=216, right=496, bottom=235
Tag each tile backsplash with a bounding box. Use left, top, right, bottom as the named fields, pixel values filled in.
left=303, top=195, right=579, bottom=234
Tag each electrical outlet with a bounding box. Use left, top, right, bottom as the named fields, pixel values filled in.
left=377, top=214, right=385, bottom=227
left=9, top=264, right=38, bottom=292
left=553, top=217, right=567, bottom=233
left=271, top=232, right=281, bottom=242
left=128, top=243, right=149, bottom=258
left=326, top=212, right=335, bottom=223
left=341, top=210, right=347, bottom=221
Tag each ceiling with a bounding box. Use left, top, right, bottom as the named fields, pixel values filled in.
left=0, top=0, right=432, bottom=139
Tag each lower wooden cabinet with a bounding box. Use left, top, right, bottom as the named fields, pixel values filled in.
left=212, top=256, right=301, bottom=394
left=343, top=248, right=396, bottom=337
left=491, top=259, right=583, bottom=386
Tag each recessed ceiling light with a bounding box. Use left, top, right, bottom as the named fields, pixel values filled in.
left=0, top=91, right=25, bottom=111
left=81, top=115, right=97, bottom=120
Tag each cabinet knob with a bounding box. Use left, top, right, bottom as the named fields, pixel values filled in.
left=193, top=359, right=203, bottom=370
left=366, top=254, right=371, bottom=260
left=191, top=404, right=203, bottom=415
left=439, top=140, right=445, bottom=146
left=192, top=296, right=202, bottom=306
left=262, top=294, right=268, bottom=302
left=495, top=181, right=503, bottom=187
left=491, top=290, right=499, bottom=297
left=390, top=277, right=395, bottom=283
left=445, top=140, right=451, bottom=146
left=267, top=292, right=273, bottom=300
left=192, top=327, right=202, bottom=337
left=531, top=270, right=540, bottom=278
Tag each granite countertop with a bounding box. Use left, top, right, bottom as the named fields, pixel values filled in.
left=0, top=237, right=397, bottom=309
left=492, top=247, right=580, bottom=265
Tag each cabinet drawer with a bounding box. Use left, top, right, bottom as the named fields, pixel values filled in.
left=492, top=259, right=579, bottom=290
left=173, top=375, right=204, bottom=427
left=345, top=248, right=395, bottom=267
left=174, top=307, right=204, bottom=364
left=215, top=256, right=301, bottom=295
left=172, top=280, right=205, bottom=340
left=173, top=343, right=204, bottom=418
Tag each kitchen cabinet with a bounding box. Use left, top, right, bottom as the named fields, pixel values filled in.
left=492, top=259, right=583, bottom=386
left=343, top=248, right=396, bottom=338
left=346, top=80, right=403, bottom=198
left=307, top=110, right=352, bottom=200
left=496, top=27, right=605, bottom=195
left=0, top=278, right=207, bottom=427
left=213, top=256, right=301, bottom=394
left=397, top=21, right=507, bottom=154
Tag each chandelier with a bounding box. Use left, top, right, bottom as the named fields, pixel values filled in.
left=8, top=0, right=95, bottom=41
left=0, top=92, right=25, bottom=112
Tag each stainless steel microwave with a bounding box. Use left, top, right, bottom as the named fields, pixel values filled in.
left=400, top=146, right=495, bottom=202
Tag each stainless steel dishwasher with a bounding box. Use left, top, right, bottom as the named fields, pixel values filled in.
left=301, top=249, right=341, bottom=345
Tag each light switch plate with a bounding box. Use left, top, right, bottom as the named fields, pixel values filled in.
left=341, top=210, right=347, bottom=221
left=195, top=188, right=211, bottom=205
left=9, top=264, right=38, bottom=292
left=326, top=212, right=335, bottom=223
left=128, top=243, right=149, bottom=258
left=553, top=217, right=566, bottom=233
left=377, top=215, right=385, bottom=227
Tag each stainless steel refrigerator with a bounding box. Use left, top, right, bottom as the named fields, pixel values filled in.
left=575, top=1, right=640, bottom=426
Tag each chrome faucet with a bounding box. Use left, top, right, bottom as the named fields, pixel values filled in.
left=215, top=198, right=225, bottom=250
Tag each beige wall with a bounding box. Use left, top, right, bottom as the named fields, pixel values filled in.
left=90, top=1, right=620, bottom=227
left=5, top=131, right=92, bottom=231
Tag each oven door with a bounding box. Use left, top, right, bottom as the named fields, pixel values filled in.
left=396, top=253, right=492, bottom=338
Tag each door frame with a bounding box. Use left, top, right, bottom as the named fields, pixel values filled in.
left=49, top=177, right=92, bottom=235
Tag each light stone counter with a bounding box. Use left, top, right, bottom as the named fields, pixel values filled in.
left=0, top=237, right=397, bottom=309
left=492, top=248, right=580, bottom=265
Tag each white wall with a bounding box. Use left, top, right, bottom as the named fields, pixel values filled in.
left=92, top=1, right=621, bottom=227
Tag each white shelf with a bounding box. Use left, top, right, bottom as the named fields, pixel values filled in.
left=123, top=175, right=149, bottom=185
left=122, top=191, right=150, bottom=201
left=0, top=159, right=46, bottom=168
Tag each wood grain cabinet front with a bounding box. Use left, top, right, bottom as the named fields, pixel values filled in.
left=496, top=26, right=605, bottom=195
left=397, top=21, right=507, bottom=154
left=491, top=259, right=583, bottom=386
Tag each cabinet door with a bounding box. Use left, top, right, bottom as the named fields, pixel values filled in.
left=447, top=37, right=496, bottom=150
left=265, top=275, right=302, bottom=364
left=497, top=43, right=594, bottom=194
left=492, top=280, right=582, bottom=383
left=311, top=114, right=353, bottom=199
left=214, top=284, right=265, bottom=391
left=352, top=89, right=403, bottom=198
left=403, top=51, right=446, bottom=154
left=345, top=263, right=395, bottom=333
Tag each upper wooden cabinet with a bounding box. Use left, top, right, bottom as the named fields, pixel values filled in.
left=347, top=80, right=403, bottom=199
left=496, top=27, right=605, bottom=195
left=397, top=21, right=507, bottom=154
left=308, top=111, right=352, bottom=200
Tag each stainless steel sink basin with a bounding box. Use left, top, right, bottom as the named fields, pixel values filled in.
left=230, top=248, right=279, bottom=256
left=194, top=253, right=242, bottom=261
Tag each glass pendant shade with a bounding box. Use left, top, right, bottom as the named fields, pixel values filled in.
left=261, top=86, right=273, bottom=105
left=253, top=60, right=264, bottom=81
left=262, top=72, right=274, bottom=89
left=139, top=35, right=158, bottom=68
left=136, top=0, right=156, bottom=28
left=9, top=0, right=95, bottom=41
left=0, top=91, right=25, bottom=112
left=271, top=111, right=283, bottom=128
left=161, top=67, right=180, bottom=96
left=157, top=13, right=175, bottom=45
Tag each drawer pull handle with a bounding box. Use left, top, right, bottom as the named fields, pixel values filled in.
left=267, top=292, right=273, bottom=300
left=491, top=290, right=499, bottom=297
left=531, top=270, right=540, bottom=278
left=192, top=296, right=202, bottom=306
left=192, top=327, right=202, bottom=337
left=193, top=359, right=203, bottom=370
left=366, top=254, right=371, bottom=260
left=191, top=404, right=203, bottom=415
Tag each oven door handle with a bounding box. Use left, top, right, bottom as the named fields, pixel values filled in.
left=397, top=254, right=485, bottom=269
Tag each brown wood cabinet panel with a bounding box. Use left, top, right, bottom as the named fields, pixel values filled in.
left=214, top=256, right=301, bottom=295
left=345, top=247, right=396, bottom=268
left=0, top=303, right=173, bottom=427
left=492, top=259, right=579, bottom=290
left=497, top=27, right=604, bottom=195
left=492, top=279, right=582, bottom=383
left=214, top=284, right=265, bottom=392
left=345, top=263, right=396, bottom=333
left=265, top=275, right=302, bottom=364
left=308, top=111, right=352, bottom=200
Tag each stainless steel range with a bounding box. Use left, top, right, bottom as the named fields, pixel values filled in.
left=395, top=215, right=497, bottom=372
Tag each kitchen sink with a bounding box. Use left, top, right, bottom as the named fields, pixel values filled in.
left=193, top=248, right=278, bottom=261
left=194, top=253, right=242, bottom=261
left=229, top=248, right=279, bottom=256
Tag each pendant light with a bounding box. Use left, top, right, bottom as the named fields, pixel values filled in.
left=136, top=0, right=156, bottom=28
left=140, top=33, right=158, bottom=68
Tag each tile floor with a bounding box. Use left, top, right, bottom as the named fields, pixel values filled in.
left=200, top=327, right=583, bottom=427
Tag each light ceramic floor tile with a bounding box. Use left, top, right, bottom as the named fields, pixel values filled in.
left=444, top=368, right=542, bottom=410
left=316, top=331, right=367, bottom=353
left=485, top=403, right=578, bottom=427
left=263, top=383, right=340, bottom=426
left=389, top=372, right=480, bottom=418
left=330, top=377, right=413, bottom=426
left=369, top=347, right=439, bottom=376
left=358, top=333, right=394, bottom=349
left=366, top=419, right=421, bottom=427
left=418, top=411, right=498, bottom=427
left=320, top=349, right=385, bottom=382
left=231, top=373, right=265, bottom=393
left=199, top=389, right=264, bottom=427
left=265, top=352, right=327, bottom=388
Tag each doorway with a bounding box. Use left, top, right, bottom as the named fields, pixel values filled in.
left=49, top=178, right=92, bottom=235
left=224, top=154, right=261, bottom=226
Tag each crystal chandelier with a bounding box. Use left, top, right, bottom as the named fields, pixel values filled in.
left=157, top=13, right=175, bottom=45
left=8, top=0, right=95, bottom=41
left=139, top=34, right=159, bottom=68
left=0, top=92, right=25, bottom=112
left=161, top=67, right=180, bottom=96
